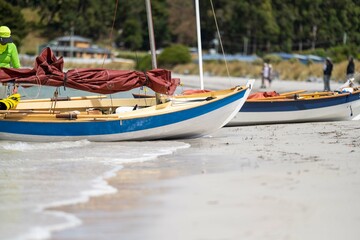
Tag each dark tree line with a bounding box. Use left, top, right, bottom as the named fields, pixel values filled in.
left=0, top=0, right=28, bottom=47
left=2, top=0, right=360, bottom=55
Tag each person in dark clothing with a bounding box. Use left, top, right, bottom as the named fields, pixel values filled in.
left=346, top=56, right=355, bottom=80
left=323, top=58, right=333, bottom=91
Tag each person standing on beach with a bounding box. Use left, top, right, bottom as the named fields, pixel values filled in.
left=323, top=57, right=333, bottom=91
left=346, top=56, right=355, bottom=80
left=0, top=26, right=21, bottom=98
left=261, top=62, right=267, bottom=88
left=261, top=61, right=272, bottom=89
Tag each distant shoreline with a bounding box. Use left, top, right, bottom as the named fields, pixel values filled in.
left=174, top=73, right=344, bottom=93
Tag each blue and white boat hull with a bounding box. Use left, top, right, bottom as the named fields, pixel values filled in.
left=228, top=90, right=360, bottom=126
left=0, top=86, right=251, bottom=142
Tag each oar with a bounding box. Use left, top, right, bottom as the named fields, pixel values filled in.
left=279, top=90, right=306, bottom=96
left=56, top=113, right=120, bottom=119
left=250, top=94, right=300, bottom=100
left=248, top=90, right=306, bottom=101
left=299, top=92, right=335, bottom=97
left=20, top=95, right=107, bottom=103
left=3, top=113, right=120, bottom=120
left=0, top=109, right=60, bottom=114
left=252, top=90, right=333, bottom=101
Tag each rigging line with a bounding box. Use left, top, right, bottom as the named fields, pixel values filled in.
left=102, top=0, right=119, bottom=112
left=209, top=0, right=231, bottom=81
left=51, top=88, right=59, bottom=114
left=19, top=74, right=42, bottom=100
left=102, top=0, right=119, bottom=68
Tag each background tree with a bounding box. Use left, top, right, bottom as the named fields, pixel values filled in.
left=122, top=17, right=143, bottom=50
left=168, top=0, right=196, bottom=46
left=27, top=0, right=116, bottom=40
left=2, top=0, right=360, bottom=57
left=257, top=0, right=279, bottom=52
left=0, top=0, right=28, bottom=48
left=272, top=1, right=295, bottom=52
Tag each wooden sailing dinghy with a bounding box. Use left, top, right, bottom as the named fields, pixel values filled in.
left=0, top=48, right=251, bottom=142
left=227, top=87, right=360, bottom=126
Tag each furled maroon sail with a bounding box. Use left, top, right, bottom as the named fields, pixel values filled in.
left=0, top=47, right=180, bottom=95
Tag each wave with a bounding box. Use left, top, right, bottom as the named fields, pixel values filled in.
left=0, top=139, right=91, bottom=152
left=0, top=140, right=190, bottom=240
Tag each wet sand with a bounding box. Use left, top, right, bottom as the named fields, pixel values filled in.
left=52, top=77, right=360, bottom=240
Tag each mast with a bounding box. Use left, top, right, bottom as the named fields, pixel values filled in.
left=195, top=0, right=204, bottom=90
left=145, top=0, right=157, bottom=69
left=145, top=0, right=161, bottom=103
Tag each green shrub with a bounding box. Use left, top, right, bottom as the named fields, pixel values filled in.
left=307, top=48, right=326, bottom=58
left=306, top=59, right=314, bottom=66
left=135, top=54, right=152, bottom=71
left=327, top=44, right=359, bottom=63
left=263, top=54, right=282, bottom=64
left=356, top=53, right=360, bottom=61
left=252, top=58, right=264, bottom=66
left=116, top=51, right=147, bottom=60
left=288, top=58, right=300, bottom=64
left=158, top=44, right=191, bottom=68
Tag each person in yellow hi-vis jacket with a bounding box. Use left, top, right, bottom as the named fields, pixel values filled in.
left=0, top=26, right=20, bottom=68
left=0, top=26, right=21, bottom=100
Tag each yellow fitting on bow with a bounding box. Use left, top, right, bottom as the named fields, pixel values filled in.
left=0, top=93, right=21, bottom=110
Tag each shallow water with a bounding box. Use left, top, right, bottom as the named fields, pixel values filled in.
left=0, top=82, right=192, bottom=240
left=0, top=140, right=189, bottom=240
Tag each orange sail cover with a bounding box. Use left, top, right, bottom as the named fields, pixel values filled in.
left=0, top=47, right=180, bottom=95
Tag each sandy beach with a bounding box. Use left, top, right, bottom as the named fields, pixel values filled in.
left=51, top=76, right=360, bottom=240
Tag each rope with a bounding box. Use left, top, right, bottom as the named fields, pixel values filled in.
left=63, top=72, right=68, bottom=90
left=50, top=88, right=59, bottom=113
left=209, top=0, right=231, bottom=83
left=143, top=71, right=150, bottom=86
left=103, top=0, right=119, bottom=113
left=17, top=73, right=42, bottom=100
left=102, top=0, right=119, bottom=67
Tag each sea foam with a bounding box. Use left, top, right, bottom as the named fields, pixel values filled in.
left=0, top=140, right=189, bottom=240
